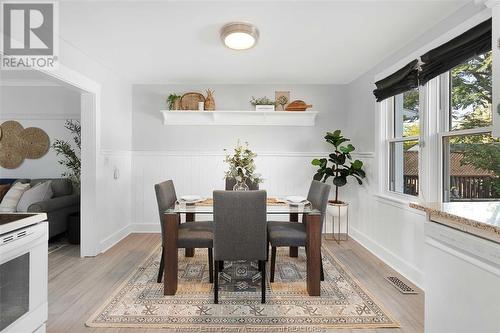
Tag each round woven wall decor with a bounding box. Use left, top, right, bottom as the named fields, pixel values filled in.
left=0, top=141, right=24, bottom=169
left=0, top=120, right=24, bottom=138
left=20, top=127, right=50, bottom=159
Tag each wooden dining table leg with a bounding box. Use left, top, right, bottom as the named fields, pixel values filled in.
left=305, top=213, right=321, bottom=296
left=185, top=213, right=195, bottom=257
left=164, top=212, right=179, bottom=295
left=289, top=213, right=298, bottom=257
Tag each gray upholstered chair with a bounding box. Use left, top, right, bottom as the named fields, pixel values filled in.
left=267, top=180, right=331, bottom=282
left=213, top=190, right=267, bottom=304
left=155, top=180, right=214, bottom=284
left=225, top=178, right=260, bottom=190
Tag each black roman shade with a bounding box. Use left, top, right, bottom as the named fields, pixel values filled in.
left=373, top=60, right=419, bottom=102
left=419, top=18, right=492, bottom=85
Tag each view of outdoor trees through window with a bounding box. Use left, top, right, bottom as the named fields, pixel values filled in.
left=391, top=89, right=420, bottom=196
left=445, top=51, right=499, bottom=201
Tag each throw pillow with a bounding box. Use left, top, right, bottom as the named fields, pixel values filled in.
left=17, top=181, right=53, bottom=212
left=0, top=184, right=10, bottom=202
left=0, top=182, right=31, bottom=212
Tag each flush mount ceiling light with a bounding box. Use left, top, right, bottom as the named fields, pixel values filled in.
left=220, top=22, right=259, bottom=50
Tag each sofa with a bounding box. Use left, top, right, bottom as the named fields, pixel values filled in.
left=3, top=178, right=80, bottom=239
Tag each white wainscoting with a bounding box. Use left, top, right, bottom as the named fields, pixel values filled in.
left=130, top=150, right=425, bottom=287
left=131, top=150, right=343, bottom=232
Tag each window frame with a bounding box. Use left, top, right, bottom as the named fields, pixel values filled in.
left=379, top=89, right=424, bottom=201
left=378, top=59, right=494, bottom=204
left=438, top=70, right=494, bottom=202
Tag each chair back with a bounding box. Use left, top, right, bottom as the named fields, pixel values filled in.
left=213, top=190, right=267, bottom=261
left=306, top=180, right=331, bottom=229
left=225, top=178, right=259, bottom=190
left=154, top=180, right=177, bottom=237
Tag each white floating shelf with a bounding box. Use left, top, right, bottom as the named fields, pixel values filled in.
left=160, top=110, right=318, bottom=126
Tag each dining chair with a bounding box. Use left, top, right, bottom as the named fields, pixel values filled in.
left=154, top=180, right=214, bottom=284
left=225, top=178, right=260, bottom=190
left=213, top=190, right=267, bottom=304
left=267, top=180, right=331, bottom=283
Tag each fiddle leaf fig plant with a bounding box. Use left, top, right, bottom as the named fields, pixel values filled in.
left=312, top=130, right=366, bottom=203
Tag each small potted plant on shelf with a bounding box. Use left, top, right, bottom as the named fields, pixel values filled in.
left=250, top=96, right=275, bottom=111
left=167, top=93, right=182, bottom=110
left=224, top=141, right=263, bottom=191
left=311, top=130, right=366, bottom=217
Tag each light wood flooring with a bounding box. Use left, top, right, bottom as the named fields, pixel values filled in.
left=47, top=234, right=424, bottom=333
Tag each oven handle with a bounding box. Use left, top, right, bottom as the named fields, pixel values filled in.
left=0, top=222, right=48, bottom=261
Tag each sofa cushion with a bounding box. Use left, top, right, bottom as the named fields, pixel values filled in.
left=0, top=182, right=31, bottom=212
left=0, top=184, right=11, bottom=202
left=17, top=181, right=53, bottom=212
left=31, top=178, right=72, bottom=197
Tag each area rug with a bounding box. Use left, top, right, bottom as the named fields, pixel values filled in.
left=86, top=245, right=399, bottom=331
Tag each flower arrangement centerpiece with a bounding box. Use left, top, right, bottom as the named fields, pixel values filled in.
left=224, top=141, right=262, bottom=191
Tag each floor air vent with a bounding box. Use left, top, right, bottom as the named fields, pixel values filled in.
left=385, top=276, right=418, bottom=294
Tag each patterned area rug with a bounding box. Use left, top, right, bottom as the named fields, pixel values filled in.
left=86, top=245, right=399, bottom=331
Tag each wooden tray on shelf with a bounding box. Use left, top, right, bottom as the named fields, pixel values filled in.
left=180, top=92, right=205, bottom=111
left=285, top=100, right=312, bottom=112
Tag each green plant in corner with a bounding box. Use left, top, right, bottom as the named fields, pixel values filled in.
left=52, top=120, right=81, bottom=188
left=312, top=130, right=366, bottom=203
left=167, top=93, right=182, bottom=110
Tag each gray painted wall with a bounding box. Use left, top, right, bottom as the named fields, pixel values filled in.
left=132, top=84, right=350, bottom=152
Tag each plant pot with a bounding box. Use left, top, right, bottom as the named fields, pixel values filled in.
left=255, top=105, right=275, bottom=111
left=327, top=201, right=348, bottom=218
left=67, top=212, right=80, bottom=244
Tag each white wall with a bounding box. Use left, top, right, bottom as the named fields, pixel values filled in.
left=0, top=86, right=80, bottom=179
left=344, top=2, right=487, bottom=288
left=132, top=84, right=347, bottom=152
left=54, top=6, right=134, bottom=255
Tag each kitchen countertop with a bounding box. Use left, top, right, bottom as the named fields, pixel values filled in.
left=0, top=213, right=48, bottom=235
left=410, top=201, right=500, bottom=243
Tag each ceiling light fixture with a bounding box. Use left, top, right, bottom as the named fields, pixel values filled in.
left=220, top=22, right=259, bottom=50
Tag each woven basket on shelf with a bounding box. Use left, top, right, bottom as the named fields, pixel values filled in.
left=180, top=92, right=205, bottom=111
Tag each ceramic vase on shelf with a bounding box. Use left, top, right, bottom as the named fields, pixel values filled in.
left=173, top=98, right=181, bottom=110
left=233, top=178, right=249, bottom=191
left=204, top=89, right=215, bottom=111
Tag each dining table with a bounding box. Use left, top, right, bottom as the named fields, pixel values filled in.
left=162, top=197, right=323, bottom=297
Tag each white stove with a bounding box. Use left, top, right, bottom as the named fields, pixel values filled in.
left=0, top=213, right=48, bottom=333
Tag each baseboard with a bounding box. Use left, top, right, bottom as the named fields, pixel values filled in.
left=130, top=223, right=161, bottom=233
left=349, top=226, right=424, bottom=289
left=100, top=224, right=132, bottom=253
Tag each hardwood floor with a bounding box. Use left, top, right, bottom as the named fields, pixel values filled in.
left=47, top=234, right=424, bottom=333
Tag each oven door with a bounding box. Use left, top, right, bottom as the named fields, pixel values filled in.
left=0, top=222, right=48, bottom=333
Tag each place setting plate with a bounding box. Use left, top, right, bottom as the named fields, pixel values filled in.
left=280, top=195, right=310, bottom=206
left=178, top=195, right=205, bottom=205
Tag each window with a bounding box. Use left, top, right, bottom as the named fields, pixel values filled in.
left=388, top=88, right=420, bottom=196
left=441, top=51, right=499, bottom=202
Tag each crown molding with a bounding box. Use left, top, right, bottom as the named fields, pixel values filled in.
left=476, top=0, right=500, bottom=8
left=0, top=79, right=61, bottom=87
